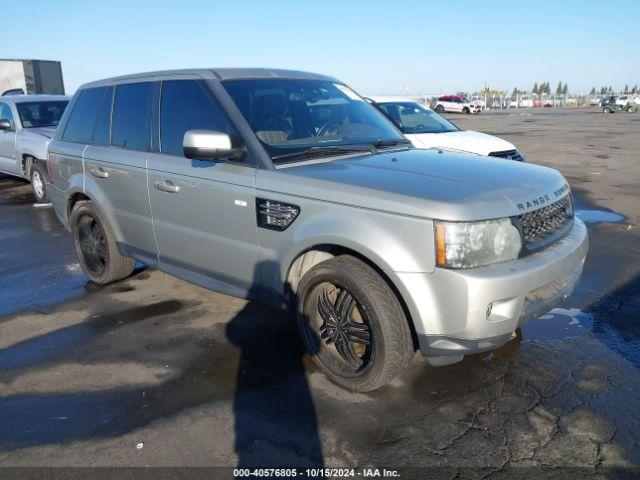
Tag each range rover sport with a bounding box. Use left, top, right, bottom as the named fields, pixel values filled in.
left=48, top=69, right=588, bottom=391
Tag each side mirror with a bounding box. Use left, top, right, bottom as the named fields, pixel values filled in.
left=0, top=119, right=12, bottom=131
left=183, top=130, right=243, bottom=161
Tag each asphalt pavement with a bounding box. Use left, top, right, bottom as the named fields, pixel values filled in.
left=0, top=108, right=638, bottom=478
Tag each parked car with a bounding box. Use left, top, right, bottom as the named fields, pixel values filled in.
left=0, top=95, right=70, bottom=202
left=433, top=95, right=481, bottom=114
left=367, top=96, right=525, bottom=161
left=48, top=69, right=587, bottom=391
left=615, top=96, right=629, bottom=107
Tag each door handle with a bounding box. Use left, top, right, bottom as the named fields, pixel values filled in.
left=154, top=180, right=180, bottom=193
left=89, top=167, right=109, bottom=179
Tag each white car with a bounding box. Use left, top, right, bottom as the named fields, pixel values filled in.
left=615, top=96, right=629, bottom=107
left=369, top=96, right=524, bottom=161
left=0, top=94, right=69, bottom=202
left=433, top=95, right=481, bottom=114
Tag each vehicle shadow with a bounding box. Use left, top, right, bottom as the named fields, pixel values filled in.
left=225, top=264, right=324, bottom=469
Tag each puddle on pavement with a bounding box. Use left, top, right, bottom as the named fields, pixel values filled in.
left=576, top=209, right=625, bottom=224
left=522, top=307, right=593, bottom=341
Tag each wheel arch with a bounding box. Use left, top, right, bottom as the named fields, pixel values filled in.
left=284, top=243, right=420, bottom=350
left=66, top=182, right=125, bottom=243
left=20, top=154, right=36, bottom=178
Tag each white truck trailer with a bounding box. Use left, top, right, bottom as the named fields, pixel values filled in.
left=0, top=59, right=65, bottom=96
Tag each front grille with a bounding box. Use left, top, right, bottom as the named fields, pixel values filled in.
left=489, top=149, right=524, bottom=161
left=518, top=195, right=573, bottom=248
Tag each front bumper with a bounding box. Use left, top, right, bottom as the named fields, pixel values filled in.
left=393, top=218, right=588, bottom=358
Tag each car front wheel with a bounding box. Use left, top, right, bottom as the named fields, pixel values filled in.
left=435, top=105, right=445, bottom=113
left=70, top=200, right=135, bottom=284
left=295, top=255, right=414, bottom=391
left=30, top=162, right=48, bottom=204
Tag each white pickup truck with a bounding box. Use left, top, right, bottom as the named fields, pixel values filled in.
left=0, top=94, right=69, bottom=202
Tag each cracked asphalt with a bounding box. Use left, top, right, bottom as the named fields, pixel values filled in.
left=0, top=108, right=639, bottom=478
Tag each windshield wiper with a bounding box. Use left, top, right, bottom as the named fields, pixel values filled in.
left=371, top=138, right=412, bottom=148
left=271, top=145, right=374, bottom=162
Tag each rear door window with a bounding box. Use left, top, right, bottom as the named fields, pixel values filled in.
left=111, top=82, right=153, bottom=151
left=159, top=79, right=233, bottom=156
left=63, top=87, right=106, bottom=143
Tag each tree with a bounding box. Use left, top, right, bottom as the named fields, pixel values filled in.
left=608, top=86, right=613, bottom=93
left=562, top=83, right=568, bottom=95
left=532, top=82, right=539, bottom=95
left=600, top=86, right=606, bottom=95
left=632, top=85, right=638, bottom=95
left=590, top=87, right=596, bottom=95
left=511, top=87, right=519, bottom=97
left=624, top=84, right=629, bottom=94
left=556, top=81, right=563, bottom=95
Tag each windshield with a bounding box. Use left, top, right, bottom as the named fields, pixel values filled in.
left=222, top=79, right=404, bottom=161
left=376, top=102, right=459, bottom=134
left=16, top=101, right=68, bottom=128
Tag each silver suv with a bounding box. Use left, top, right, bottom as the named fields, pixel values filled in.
left=0, top=95, right=69, bottom=202
left=48, top=69, right=588, bottom=391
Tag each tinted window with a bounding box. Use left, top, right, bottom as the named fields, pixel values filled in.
left=63, top=87, right=106, bottom=143
left=160, top=80, right=233, bottom=156
left=111, top=82, right=153, bottom=151
left=92, top=86, right=113, bottom=145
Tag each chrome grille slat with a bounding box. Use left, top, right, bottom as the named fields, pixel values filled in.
left=519, top=196, right=573, bottom=245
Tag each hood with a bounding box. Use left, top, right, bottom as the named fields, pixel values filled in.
left=26, top=127, right=57, bottom=139
left=407, top=130, right=516, bottom=156
left=257, top=148, right=569, bottom=221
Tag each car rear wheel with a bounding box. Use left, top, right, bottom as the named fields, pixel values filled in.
left=70, top=200, right=135, bottom=284
left=295, top=255, right=414, bottom=391
left=462, top=107, right=470, bottom=114
left=604, top=107, right=611, bottom=113
left=30, top=162, right=48, bottom=204
left=435, top=105, right=444, bottom=113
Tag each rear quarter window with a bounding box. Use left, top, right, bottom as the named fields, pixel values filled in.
left=63, top=87, right=106, bottom=143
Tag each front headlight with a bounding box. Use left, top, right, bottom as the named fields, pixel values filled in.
left=435, top=218, right=522, bottom=268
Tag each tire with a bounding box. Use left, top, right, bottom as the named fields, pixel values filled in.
left=295, top=255, right=414, bottom=391
left=30, top=161, right=48, bottom=203
left=603, top=108, right=611, bottom=113
left=435, top=105, right=445, bottom=113
left=70, top=200, right=135, bottom=284
left=462, top=107, right=470, bottom=114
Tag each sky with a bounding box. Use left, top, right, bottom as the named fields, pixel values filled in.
left=2, top=0, right=639, bottom=95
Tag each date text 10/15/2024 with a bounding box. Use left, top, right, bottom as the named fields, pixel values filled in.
left=233, top=468, right=400, bottom=478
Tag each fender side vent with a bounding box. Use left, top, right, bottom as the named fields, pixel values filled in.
left=257, top=198, right=300, bottom=231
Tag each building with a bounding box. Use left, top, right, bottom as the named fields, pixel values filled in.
left=0, top=59, right=65, bottom=96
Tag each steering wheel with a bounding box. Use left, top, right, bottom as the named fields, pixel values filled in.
left=316, top=120, right=343, bottom=137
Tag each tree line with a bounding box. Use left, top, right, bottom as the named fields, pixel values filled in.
left=589, top=85, right=638, bottom=95
left=511, top=82, right=568, bottom=97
